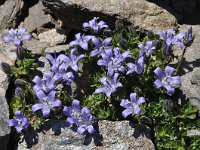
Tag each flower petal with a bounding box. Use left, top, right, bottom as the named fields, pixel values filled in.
left=32, top=103, right=44, bottom=112
left=154, top=79, right=163, bottom=89
left=122, top=109, right=133, bottom=118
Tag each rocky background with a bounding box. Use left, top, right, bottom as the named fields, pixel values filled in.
left=0, top=0, right=200, bottom=149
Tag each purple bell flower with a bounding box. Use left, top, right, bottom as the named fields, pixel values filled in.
left=154, top=66, right=181, bottom=95
left=83, top=17, right=109, bottom=33
left=32, top=72, right=56, bottom=93
left=58, top=49, right=85, bottom=72
left=32, top=90, right=62, bottom=118
left=63, top=99, right=82, bottom=125
left=138, top=41, right=155, bottom=57
left=69, top=33, right=92, bottom=50
left=8, top=111, right=30, bottom=133
left=77, top=107, right=95, bottom=134
left=63, top=100, right=95, bottom=134
left=3, top=26, right=31, bottom=48
left=126, top=57, right=145, bottom=75
left=120, top=93, right=145, bottom=118
left=90, top=37, right=112, bottom=57
left=95, top=73, right=122, bottom=97
left=98, top=48, right=130, bottom=76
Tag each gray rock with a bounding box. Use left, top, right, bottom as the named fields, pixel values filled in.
left=23, top=0, right=52, bottom=33
left=0, top=30, right=17, bottom=150
left=0, top=71, right=11, bottom=150
left=38, top=28, right=67, bottom=46
left=175, top=25, right=200, bottom=112
left=18, top=120, right=154, bottom=150
left=0, top=0, right=23, bottom=28
left=41, top=0, right=177, bottom=32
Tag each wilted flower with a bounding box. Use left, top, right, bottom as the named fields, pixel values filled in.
left=8, top=111, right=30, bottom=133
left=163, top=99, right=173, bottom=112
left=15, top=87, right=24, bottom=100
left=97, top=48, right=130, bottom=76
left=154, top=66, right=181, bottom=95
left=3, top=26, right=31, bottom=48
left=90, top=37, right=112, bottom=57
left=95, top=73, right=122, bottom=97
left=184, top=26, right=193, bottom=46
left=157, top=28, right=185, bottom=53
left=69, top=33, right=92, bottom=50
left=126, top=57, right=145, bottom=75
left=83, top=17, right=109, bottom=33
left=138, top=41, right=155, bottom=57
left=32, top=90, right=62, bottom=117
left=120, top=93, right=145, bottom=118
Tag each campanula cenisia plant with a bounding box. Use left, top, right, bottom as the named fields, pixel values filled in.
left=2, top=17, right=200, bottom=149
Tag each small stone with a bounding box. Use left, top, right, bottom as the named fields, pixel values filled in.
left=187, top=129, right=200, bottom=137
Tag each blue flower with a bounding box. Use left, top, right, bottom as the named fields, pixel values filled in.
left=120, top=93, right=145, bottom=118
left=63, top=100, right=95, bottom=134
left=97, top=48, right=130, bottom=76
left=69, top=33, right=92, bottom=50
left=32, top=72, right=56, bottom=93
left=32, top=90, right=62, bottom=118
left=154, top=66, right=181, bottom=95
left=77, top=107, right=95, bottom=134
left=157, top=29, right=185, bottom=53
left=3, top=26, right=31, bottom=48
left=138, top=41, right=155, bottom=57
left=45, top=52, right=61, bottom=73
left=58, top=49, right=85, bottom=72
left=90, top=37, right=112, bottom=57
left=83, top=17, right=109, bottom=33
left=8, top=111, right=30, bottom=133
left=126, top=57, right=145, bottom=75
left=95, top=73, right=122, bottom=97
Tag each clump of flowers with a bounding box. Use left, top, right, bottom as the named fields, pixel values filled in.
left=2, top=17, right=200, bottom=150
left=63, top=100, right=95, bottom=134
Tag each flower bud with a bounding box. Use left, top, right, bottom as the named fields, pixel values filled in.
left=120, top=37, right=129, bottom=49
left=0, top=62, right=12, bottom=75
left=14, top=79, right=27, bottom=87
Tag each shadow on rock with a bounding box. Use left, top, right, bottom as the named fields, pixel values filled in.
left=19, top=128, right=39, bottom=149
left=147, top=0, right=200, bottom=25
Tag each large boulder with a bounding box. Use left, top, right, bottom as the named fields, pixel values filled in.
left=41, top=0, right=177, bottom=32
left=18, top=120, right=154, bottom=150
left=0, top=0, right=23, bottom=28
